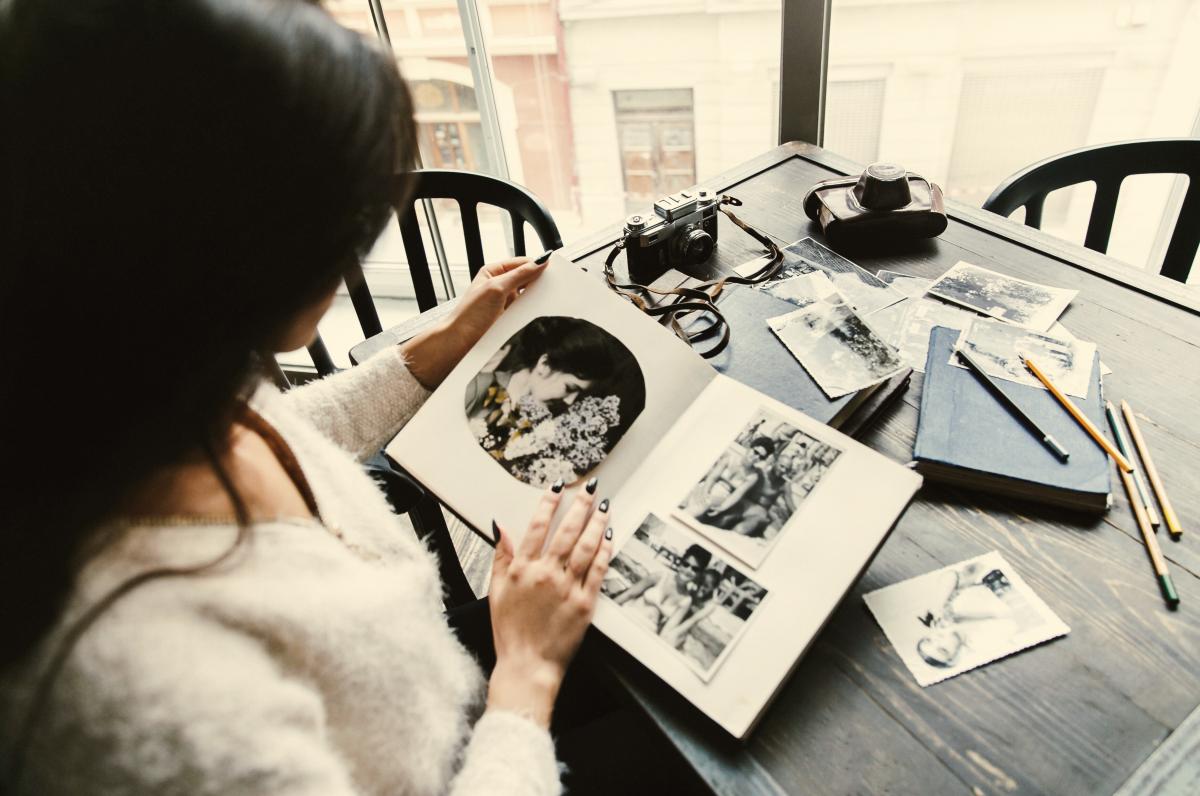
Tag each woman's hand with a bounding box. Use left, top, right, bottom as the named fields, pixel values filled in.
left=485, top=485, right=612, bottom=728
left=403, top=254, right=552, bottom=389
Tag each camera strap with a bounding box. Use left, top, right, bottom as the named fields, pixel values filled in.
left=602, top=195, right=783, bottom=358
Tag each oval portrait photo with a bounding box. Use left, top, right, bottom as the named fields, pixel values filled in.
left=464, top=316, right=647, bottom=488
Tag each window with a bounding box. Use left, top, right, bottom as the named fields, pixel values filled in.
left=614, top=89, right=697, bottom=212
left=825, top=0, right=1200, bottom=277
left=824, top=78, right=886, bottom=166
left=298, top=0, right=795, bottom=370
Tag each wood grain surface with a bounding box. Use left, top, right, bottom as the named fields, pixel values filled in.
left=566, top=142, right=1200, bottom=795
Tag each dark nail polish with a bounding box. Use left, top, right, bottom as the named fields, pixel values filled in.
left=604, top=527, right=613, bottom=541
left=585, top=477, right=598, bottom=494
left=598, top=498, right=609, bottom=513
left=551, top=478, right=564, bottom=493
left=491, top=520, right=501, bottom=545
left=534, top=249, right=554, bottom=264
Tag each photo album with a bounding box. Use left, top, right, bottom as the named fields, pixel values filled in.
left=388, top=255, right=923, bottom=738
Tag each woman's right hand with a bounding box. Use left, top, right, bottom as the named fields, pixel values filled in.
left=485, top=485, right=612, bottom=728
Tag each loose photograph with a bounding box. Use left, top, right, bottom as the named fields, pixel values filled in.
left=674, top=409, right=841, bottom=568
left=464, top=315, right=647, bottom=488
left=760, top=270, right=840, bottom=309
left=951, top=317, right=1096, bottom=398
left=863, top=551, right=1069, bottom=687
left=876, top=270, right=934, bottom=299
left=601, top=514, right=769, bottom=681
left=926, top=261, right=1076, bottom=331
left=892, top=298, right=982, bottom=372
left=782, top=238, right=905, bottom=316
left=768, top=294, right=908, bottom=398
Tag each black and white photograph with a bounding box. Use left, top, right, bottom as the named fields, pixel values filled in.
left=892, top=298, right=983, bottom=372
left=863, top=551, right=1069, bottom=687
left=601, top=514, right=769, bottom=681
left=951, top=317, right=1097, bottom=398
left=464, top=315, right=647, bottom=487
left=877, top=270, right=935, bottom=299
left=673, top=409, right=841, bottom=568
left=760, top=270, right=840, bottom=309
left=926, top=261, right=1077, bottom=331
left=768, top=292, right=908, bottom=399
left=782, top=238, right=906, bottom=316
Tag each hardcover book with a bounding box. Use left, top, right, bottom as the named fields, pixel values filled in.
left=388, top=256, right=922, bottom=738
left=913, top=326, right=1110, bottom=511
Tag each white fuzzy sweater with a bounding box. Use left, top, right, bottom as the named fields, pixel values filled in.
left=0, top=348, right=561, bottom=795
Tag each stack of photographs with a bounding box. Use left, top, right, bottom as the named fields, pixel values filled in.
left=764, top=273, right=907, bottom=399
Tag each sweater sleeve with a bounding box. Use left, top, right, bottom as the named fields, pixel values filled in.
left=450, top=711, right=563, bottom=796
left=279, top=346, right=431, bottom=460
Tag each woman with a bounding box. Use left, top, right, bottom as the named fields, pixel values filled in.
left=0, top=1, right=610, bottom=793
left=613, top=545, right=710, bottom=635
left=464, top=316, right=645, bottom=487
left=660, top=568, right=721, bottom=647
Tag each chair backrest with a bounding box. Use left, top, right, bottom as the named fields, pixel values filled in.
left=304, top=169, right=563, bottom=374
left=392, top=169, right=564, bottom=313
left=982, top=138, right=1200, bottom=283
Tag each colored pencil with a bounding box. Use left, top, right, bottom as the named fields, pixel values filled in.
left=1104, top=401, right=1161, bottom=528
left=1120, top=400, right=1183, bottom=537
left=957, top=347, right=1070, bottom=462
left=1020, top=354, right=1132, bottom=472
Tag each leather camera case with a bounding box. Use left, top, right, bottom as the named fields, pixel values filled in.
left=803, top=164, right=947, bottom=249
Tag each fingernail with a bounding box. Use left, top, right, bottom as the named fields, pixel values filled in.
left=598, top=498, right=609, bottom=513
left=604, top=527, right=613, bottom=541
left=551, top=478, right=564, bottom=493
left=534, top=249, right=554, bottom=265
left=585, top=477, right=598, bottom=494
left=491, top=519, right=501, bottom=545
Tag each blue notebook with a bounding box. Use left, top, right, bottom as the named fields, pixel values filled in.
left=914, top=326, right=1110, bottom=511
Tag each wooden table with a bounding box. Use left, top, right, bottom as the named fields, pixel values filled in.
left=560, top=142, right=1200, bottom=796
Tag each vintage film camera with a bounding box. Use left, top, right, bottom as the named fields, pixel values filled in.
left=803, top=163, right=947, bottom=249
left=623, top=188, right=719, bottom=280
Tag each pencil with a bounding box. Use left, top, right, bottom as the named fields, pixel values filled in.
left=1104, top=401, right=1161, bottom=528
left=1106, top=411, right=1180, bottom=608
left=1120, top=400, right=1183, bottom=537
left=1021, top=354, right=1133, bottom=472
left=957, top=347, right=1070, bottom=461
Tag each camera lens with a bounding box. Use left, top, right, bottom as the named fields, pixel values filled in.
left=679, top=228, right=714, bottom=265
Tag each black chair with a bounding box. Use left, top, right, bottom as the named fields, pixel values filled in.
left=310, top=169, right=563, bottom=607
left=982, top=138, right=1200, bottom=283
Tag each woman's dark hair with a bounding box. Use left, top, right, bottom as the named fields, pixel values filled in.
left=749, top=436, right=776, bottom=456
left=679, top=544, right=712, bottom=572
left=495, top=315, right=647, bottom=436
left=0, top=0, right=416, bottom=669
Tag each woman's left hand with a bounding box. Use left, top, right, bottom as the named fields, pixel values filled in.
left=403, top=254, right=552, bottom=389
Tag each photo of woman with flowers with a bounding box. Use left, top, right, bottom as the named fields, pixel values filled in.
left=464, top=316, right=647, bottom=487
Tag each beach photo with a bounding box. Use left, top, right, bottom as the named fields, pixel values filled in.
left=768, top=294, right=908, bottom=399
left=601, top=514, right=769, bottom=681
left=674, top=409, right=841, bottom=568
left=464, top=315, right=647, bottom=488
left=926, top=261, right=1076, bottom=331
left=863, top=551, right=1069, bottom=687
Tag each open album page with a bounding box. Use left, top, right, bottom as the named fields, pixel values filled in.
left=594, top=375, right=923, bottom=738
left=387, top=255, right=716, bottom=543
